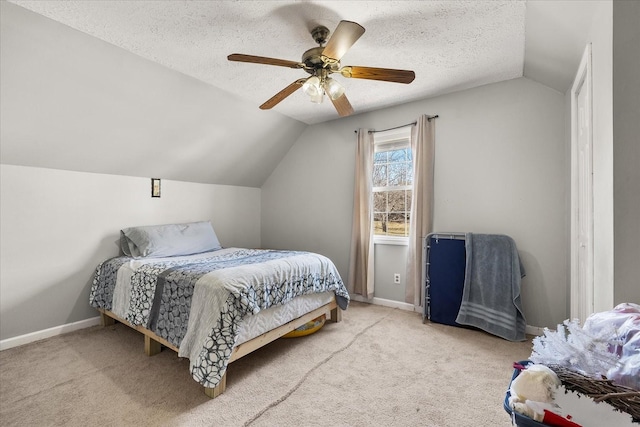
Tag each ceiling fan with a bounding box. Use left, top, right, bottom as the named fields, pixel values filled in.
left=228, top=20, right=415, bottom=117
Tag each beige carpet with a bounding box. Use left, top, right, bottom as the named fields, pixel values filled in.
left=0, top=302, right=532, bottom=426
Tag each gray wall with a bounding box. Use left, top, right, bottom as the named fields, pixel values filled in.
left=373, top=244, right=408, bottom=302
left=613, top=0, right=640, bottom=305
left=262, top=77, right=568, bottom=329
left=0, top=165, right=261, bottom=340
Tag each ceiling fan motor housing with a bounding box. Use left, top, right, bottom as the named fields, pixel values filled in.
left=302, top=47, right=328, bottom=73
left=303, top=25, right=341, bottom=76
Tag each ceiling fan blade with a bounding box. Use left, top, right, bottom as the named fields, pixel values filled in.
left=330, top=93, right=355, bottom=117
left=340, top=66, right=415, bottom=84
left=228, top=53, right=303, bottom=69
left=322, top=21, right=365, bottom=61
left=260, top=79, right=306, bottom=110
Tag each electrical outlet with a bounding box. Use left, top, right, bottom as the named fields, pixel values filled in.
left=393, top=273, right=401, bottom=284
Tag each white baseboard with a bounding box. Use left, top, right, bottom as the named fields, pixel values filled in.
left=0, top=316, right=101, bottom=351
left=351, top=295, right=544, bottom=337
left=525, top=325, right=545, bottom=336
left=350, top=295, right=419, bottom=312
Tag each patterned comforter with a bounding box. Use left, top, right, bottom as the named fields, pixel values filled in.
left=90, top=248, right=349, bottom=388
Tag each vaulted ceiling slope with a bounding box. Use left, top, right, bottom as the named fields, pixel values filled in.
left=1, top=1, right=602, bottom=186
left=0, top=2, right=306, bottom=187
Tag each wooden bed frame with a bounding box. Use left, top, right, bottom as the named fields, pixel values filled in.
left=97, top=297, right=341, bottom=398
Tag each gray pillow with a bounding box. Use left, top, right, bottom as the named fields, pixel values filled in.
left=120, top=221, right=222, bottom=258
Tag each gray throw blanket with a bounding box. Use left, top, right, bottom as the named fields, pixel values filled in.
left=455, top=233, right=526, bottom=341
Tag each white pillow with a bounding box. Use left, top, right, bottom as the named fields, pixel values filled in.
left=120, top=221, right=222, bottom=258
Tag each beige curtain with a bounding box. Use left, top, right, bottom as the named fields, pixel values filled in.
left=348, top=129, right=375, bottom=299
left=405, top=115, right=436, bottom=306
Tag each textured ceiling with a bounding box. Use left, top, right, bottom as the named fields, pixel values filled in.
left=8, top=0, right=526, bottom=124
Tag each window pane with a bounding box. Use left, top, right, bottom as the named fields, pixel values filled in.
left=406, top=190, right=412, bottom=212
left=373, top=191, right=386, bottom=212
left=387, top=212, right=408, bottom=236
left=373, top=212, right=388, bottom=235
left=372, top=164, right=387, bottom=186
left=374, top=151, right=387, bottom=162
left=387, top=163, right=405, bottom=186
left=387, top=190, right=406, bottom=212
left=388, top=149, right=405, bottom=162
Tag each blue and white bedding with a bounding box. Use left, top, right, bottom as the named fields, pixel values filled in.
left=90, top=248, right=349, bottom=388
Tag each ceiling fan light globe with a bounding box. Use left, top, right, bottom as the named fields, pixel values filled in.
left=310, top=91, right=324, bottom=104
left=302, top=76, right=321, bottom=97
left=325, top=78, right=345, bottom=100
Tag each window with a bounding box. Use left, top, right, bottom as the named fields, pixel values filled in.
left=372, top=127, right=412, bottom=244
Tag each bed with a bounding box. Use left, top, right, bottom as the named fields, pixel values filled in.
left=89, top=221, right=350, bottom=398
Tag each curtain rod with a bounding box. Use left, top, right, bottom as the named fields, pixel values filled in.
left=353, top=115, right=439, bottom=133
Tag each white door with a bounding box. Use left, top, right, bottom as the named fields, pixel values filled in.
left=571, top=44, right=594, bottom=323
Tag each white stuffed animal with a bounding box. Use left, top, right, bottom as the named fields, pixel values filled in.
left=511, top=364, right=560, bottom=403
left=509, top=364, right=560, bottom=421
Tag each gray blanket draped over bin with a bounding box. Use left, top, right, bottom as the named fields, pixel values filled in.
left=455, top=233, right=526, bottom=341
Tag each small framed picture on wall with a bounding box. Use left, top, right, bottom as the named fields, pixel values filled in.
left=151, top=178, right=161, bottom=198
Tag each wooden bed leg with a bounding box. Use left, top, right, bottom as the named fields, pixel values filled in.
left=204, top=373, right=227, bottom=398
left=330, top=306, right=342, bottom=323
left=145, top=335, right=162, bottom=356
left=100, top=312, right=116, bottom=327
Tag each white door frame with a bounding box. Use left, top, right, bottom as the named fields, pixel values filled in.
left=570, top=43, right=594, bottom=323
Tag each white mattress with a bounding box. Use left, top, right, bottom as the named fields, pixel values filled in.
left=236, top=291, right=334, bottom=345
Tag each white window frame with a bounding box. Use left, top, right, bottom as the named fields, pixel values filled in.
left=372, top=126, right=412, bottom=246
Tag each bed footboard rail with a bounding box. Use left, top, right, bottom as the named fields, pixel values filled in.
left=97, top=308, right=178, bottom=356
left=229, top=299, right=338, bottom=363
